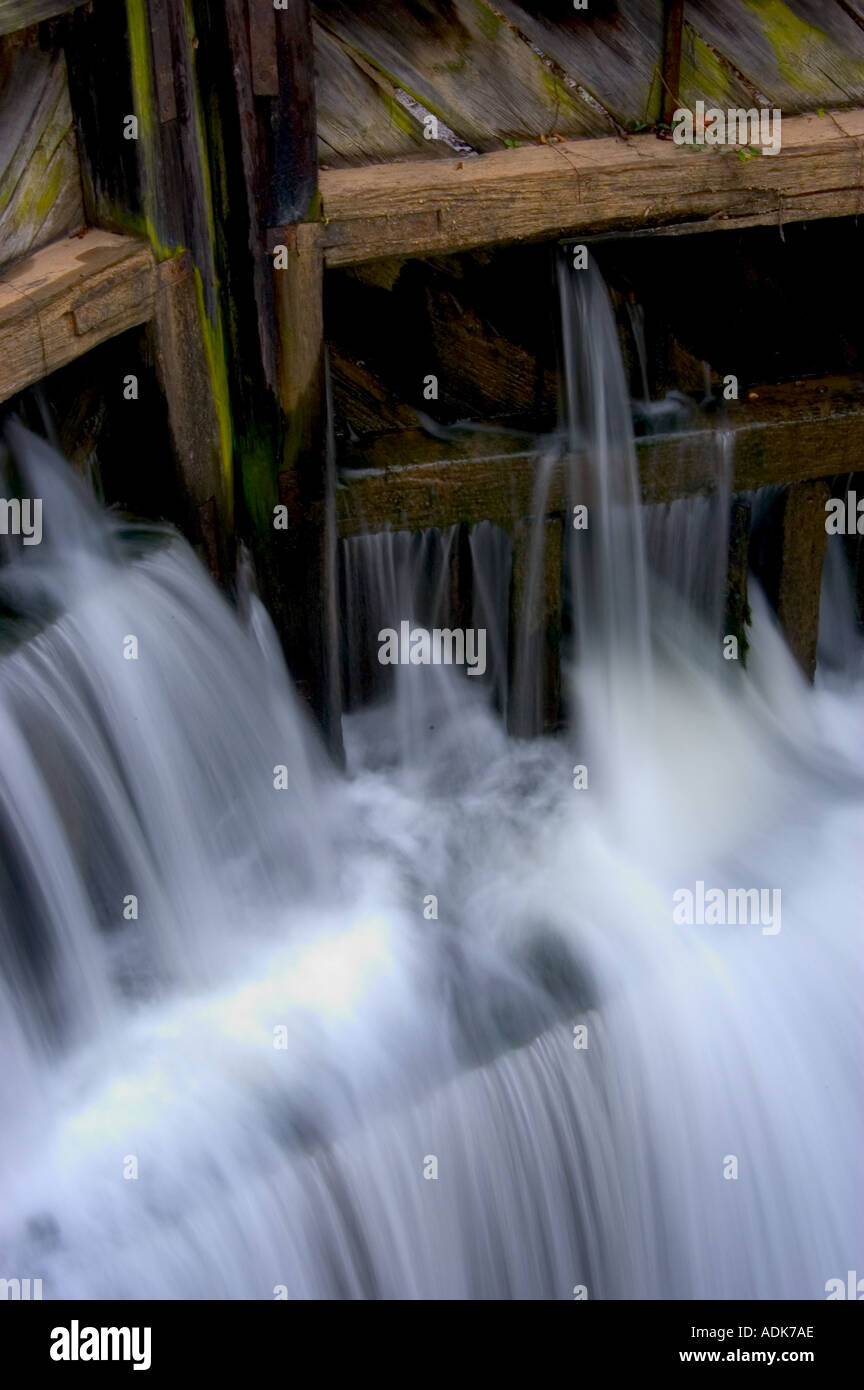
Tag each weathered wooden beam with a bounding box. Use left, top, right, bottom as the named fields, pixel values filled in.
left=149, top=251, right=230, bottom=578
left=270, top=1, right=341, bottom=752
left=61, top=0, right=234, bottom=577
left=320, top=110, right=864, bottom=266
left=776, top=480, right=831, bottom=679
left=0, top=229, right=155, bottom=403
left=197, top=0, right=339, bottom=747
left=336, top=377, right=864, bottom=534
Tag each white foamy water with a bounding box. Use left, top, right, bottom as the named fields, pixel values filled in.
left=0, top=262, right=861, bottom=1300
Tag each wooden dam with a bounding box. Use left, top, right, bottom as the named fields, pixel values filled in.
left=2, top=0, right=864, bottom=747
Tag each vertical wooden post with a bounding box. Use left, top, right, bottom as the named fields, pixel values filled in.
left=776, top=481, right=830, bottom=679
left=509, top=516, right=562, bottom=736
left=269, top=0, right=340, bottom=750
left=63, top=0, right=233, bottom=579
left=193, top=0, right=341, bottom=752
left=660, top=0, right=684, bottom=130
left=725, top=496, right=751, bottom=664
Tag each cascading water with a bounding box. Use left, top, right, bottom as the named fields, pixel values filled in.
left=1, top=256, right=862, bottom=1300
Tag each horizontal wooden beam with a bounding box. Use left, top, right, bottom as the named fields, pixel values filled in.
left=336, top=376, right=864, bottom=535
left=0, top=229, right=156, bottom=403
left=320, top=110, right=864, bottom=266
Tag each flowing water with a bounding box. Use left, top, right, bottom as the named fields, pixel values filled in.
left=0, top=263, right=862, bottom=1300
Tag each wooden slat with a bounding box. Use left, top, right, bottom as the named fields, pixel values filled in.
left=335, top=376, right=864, bottom=534
left=0, top=1, right=77, bottom=36
left=313, top=0, right=607, bottom=154
left=320, top=109, right=864, bottom=266
left=0, top=229, right=156, bottom=403
left=493, top=0, right=663, bottom=130
left=0, top=44, right=83, bottom=266
left=315, top=22, right=448, bottom=168
left=686, top=0, right=864, bottom=112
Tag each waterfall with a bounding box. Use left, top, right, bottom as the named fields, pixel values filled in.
left=1, top=258, right=862, bottom=1299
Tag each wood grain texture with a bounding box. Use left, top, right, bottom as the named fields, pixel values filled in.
left=320, top=109, right=864, bottom=265
left=313, top=0, right=607, bottom=154
left=0, top=0, right=77, bottom=35
left=0, top=43, right=83, bottom=267
left=336, top=377, right=864, bottom=534
left=315, top=22, right=447, bottom=167
left=686, top=0, right=864, bottom=112
left=150, top=252, right=227, bottom=577
left=0, top=229, right=155, bottom=402
left=493, top=0, right=663, bottom=130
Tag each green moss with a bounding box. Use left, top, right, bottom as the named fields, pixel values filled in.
left=185, top=0, right=233, bottom=501
left=741, top=0, right=864, bottom=97
left=678, top=28, right=740, bottom=110
left=239, top=430, right=279, bottom=536
left=125, top=0, right=233, bottom=507
left=471, top=1, right=502, bottom=42
left=34, top=162, right=64, bottom=220
left=191, top=263, right=234, bottom=505
left=539, top=67, right=583, bottom=120
left=384, top=91, right=423, bottom=138
left=126, top=0, right=158, bottom=150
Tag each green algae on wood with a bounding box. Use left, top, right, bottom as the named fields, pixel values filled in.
left=0, top=43, right=83, bottom=266
left=125, top=0, right=233, bottom=506
left=686, top=0, right=864, bottom=110
left=312, top=0, right=606, bottom=153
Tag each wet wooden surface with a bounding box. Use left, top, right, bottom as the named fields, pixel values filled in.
left=335, top=376, right=864, bottom=534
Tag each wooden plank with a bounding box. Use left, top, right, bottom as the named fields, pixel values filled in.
left=61, top=0, right=143, bottom=233
left=0, top=1, right=78, bottom=35
left=313, top=0, right=607, bottom=152
left=425, top=285, right=556, bottom=419
left=249, top=0, right=278, bottom=97
left=315, top=22, right=448, bottom=168
left=493, top=0, right=663, bottom=130
left=0, top=43, right=84, bottom=266
left=150, top=251, right=229, bottom=578
left=320, top=109, right=864, bottom=265
left=198, top=0, right=340, bottom=745
left=335, top=377, right=864, bottom=534
left=270, top=1, right=342, bottom=751
left=128, top=0, right=233, bottom=572
left=329, top=346, right=417, bottom=435
left=776, top=480, right=831, bottom=678
left=148, top=0, right=177, bottom=122
left=0, top=229, right=155, bottom=403
left=686, top=0, right=864, bottom=113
